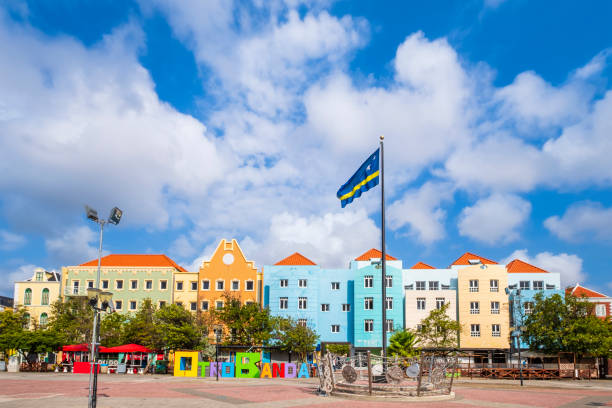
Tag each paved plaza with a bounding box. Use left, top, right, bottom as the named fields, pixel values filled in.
left=0, top=373, right=611, bottom=408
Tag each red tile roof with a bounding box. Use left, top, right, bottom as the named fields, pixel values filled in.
left=410, top=262, right=435, bottom=269
left=506, top=259, right=548, bottom=273
left=355, top=249, right=397, bottom=261
left=274, top=252, right=317, bottom=266
left=451, top=252, right=497, bottom=266
left=79, top=254, right=187, bottom=272
left=569, top=284, right=608, bottom=298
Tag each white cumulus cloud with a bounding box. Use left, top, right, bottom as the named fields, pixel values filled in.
left=458, top=193, right=531, bottom=244
left=0, top=230, right=26, bottom=251
left=544, top=201, right=612, bottom=242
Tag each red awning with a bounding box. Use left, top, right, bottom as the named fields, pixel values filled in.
left=62, top=344, right=89, bottom=352
left=62, top=344, right=113, bottom=352
left=102, top=344, right=153, bottom=353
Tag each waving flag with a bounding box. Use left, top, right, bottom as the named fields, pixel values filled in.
left=336, top=149, right=380, bottom=208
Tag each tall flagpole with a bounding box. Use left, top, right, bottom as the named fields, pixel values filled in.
left=380, top=135, right=387, bottom=359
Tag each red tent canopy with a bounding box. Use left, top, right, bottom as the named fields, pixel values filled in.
left=62, top=344, right=89, bottom=352
left=62, top=343, right=113, bottom=352
left=102, top=344, right=153, bottom=353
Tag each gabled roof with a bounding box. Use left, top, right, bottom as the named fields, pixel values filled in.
left=450, top=252, right=497, bottom=266
left=355, top=249, right=397, bottom=261
left=506, top=259, right=548, bottom=273
left=568, top=283, right=609, bottom=298
left=275, top=252, right=317, bottom=266
left=410, top=262, right=435, bottom=269
left=79, top=254, right=187, bottom=272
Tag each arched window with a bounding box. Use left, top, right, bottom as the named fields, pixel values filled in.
left=40, top=313, right=48, bottom=327
left=24, top=288, right=32, bottom=305
left=41, top=288, right=49, bottom=305
left=23, top=313, right=30, bottom=329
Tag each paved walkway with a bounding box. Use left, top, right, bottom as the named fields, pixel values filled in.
left=0, top=373, right=611, bottom=407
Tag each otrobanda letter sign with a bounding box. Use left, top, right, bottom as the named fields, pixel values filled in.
left=173, top=351, right=310, bottom=379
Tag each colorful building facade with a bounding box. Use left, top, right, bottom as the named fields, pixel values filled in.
left=61, top=254, right=187, bottom=313
left=568, top=283, right=612, bottom=319
left=403, top=262, right=457, bottom=334
left=13, top=268, right=61, bottom=328
left=454, top=254, right=510, bottom=350
left=173, top=271, right=200, bottom=313
left=506, top=259, right=562, bottom=348
left=197, top=239, right=261, bottom=314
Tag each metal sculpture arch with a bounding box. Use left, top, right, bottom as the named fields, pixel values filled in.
left=318, top=351, right=457, bottom=398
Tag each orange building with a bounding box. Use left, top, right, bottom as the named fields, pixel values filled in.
left=197, top=239, right=261, bottom=314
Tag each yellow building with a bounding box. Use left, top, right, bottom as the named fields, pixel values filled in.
left=454, top=253, right=510, bottom=351
left=13, top=268, right=61, bottom=328
left=173, top=271, right=199, bottom=313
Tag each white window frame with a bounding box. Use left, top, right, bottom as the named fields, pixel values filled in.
left=201, top=280, right=210, bottom=290
left=115, top=300, right=123, bottom=310
left=298, top=319, right=307, bottom=327
left=216, top=280, right=225, bottom=291
left=201, top=301, right=209, bottom=311
left=245, top=280, right=254, bottom=291
left=364, top=275, right=373, bottom=288
left=385, top=319, right=393, bottom=332
left=470, top=324, right=480, bottom=337
left=129, top=300, right=137, bottom=311
left=298, top=279, right=307, bottom=288
left=492, top=324, right=501, bottom=337
left=279, top=297, right=288, bottom=310
left=469, top=280, right=479, bottom=292
left=87, top=280, right=94, bottom=289
left=491, top=301, right=500, bottom=314
left=519, top=281, right=530, bottom=290
left=115, top=279, right=124, bottom=290
left=145, top=280, right=153, bottom=290
left=159, top=280, right=167, bottom=290
left=596, top=304, right=606, bottom=317
left=321, top=304, right=330, bottom=312
left=190, top=302, right=197, bottom=311
left=470, top=301, right=480, bottom=314
left=331, top=325, right=340, bottom=333
left=129, top=279, right=138, bottom=290
left=416, top=281, right=426, bottom=291
left=331, top=282, right=340, bottom=290
left=364, top=297, right=374, bottom=310
left=176, top=281, right=184, bottom=291
left=385, top=297, right=393, bottom=310
left=216, top=300, right=224, bottom=309
left=436, top=297, right=445, bottom=310
left=231, top=280, right=240, bottom=291
left=298, top=297, right=307, bottom=310
left=533, top=281, right=544, bottom=291
left=417, top=298, right=426, bottom=310
left=385, top=276, right=392, bottom=288
left=364, top=319, right=374, bottom=332
left=190, top=281, right=198, bottom=291
left=490, top=279, right=499, bottom=292
left=280, top=279, right=288, bottom=288
left=342, top=303, right=351, bottom=312
left=102, top=280, right=109, bottom=289
left=429, top=281, right=439, bottom=291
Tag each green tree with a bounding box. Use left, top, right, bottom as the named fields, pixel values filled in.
left=155, top=304, right=209, bottom=350
left=522, top=292, right=612, bottom=357
left=100, top=312, right=128, bottom=347
left=213, top=293, right=275, bottom=345
left=387, top=330, right=419, bottom=357
left=47, top=298, right=94, bottom=344
left=16, top=329, right=63, bottom=362
left=416, top=302, right=461, bottom=349
left=123, top=298, right=161, bottom=349
left=0, top=308, right=28, bottom=358
left=326, top=344, right=350, bottom=355
left=272, top=317, right=319, bottom=362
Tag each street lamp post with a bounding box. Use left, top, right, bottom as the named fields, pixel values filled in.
left=86, top=206, right=123, bottom=408
left=506, top=287, right=524, bottom=387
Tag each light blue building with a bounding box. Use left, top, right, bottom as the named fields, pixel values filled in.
left=351, top=252, right=404, bottom=349
left=263, top=249, right=402, bottom=349
left=506, top=259, right=562, bottom=349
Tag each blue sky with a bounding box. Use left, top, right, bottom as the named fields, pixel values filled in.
left=1, top=0, right=612, bottom=296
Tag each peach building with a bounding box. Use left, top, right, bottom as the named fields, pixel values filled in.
left=453, top=253, right=510, bottom=350
left=197, top=239, right=261, bottom=314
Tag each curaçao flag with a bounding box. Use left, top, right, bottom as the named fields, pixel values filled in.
left=336, top=149, right=380, bottom=208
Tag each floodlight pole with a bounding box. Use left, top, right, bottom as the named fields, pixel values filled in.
left=88, top=219, right=104, bottom=408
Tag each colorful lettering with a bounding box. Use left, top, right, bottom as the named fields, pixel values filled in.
left=272, top=362, right=284, bottom=378
left=173, top=351, right=198, bottom=377
left=221, top=362, right=235, bottom=377
left=297, top=362, right=310, bottom=378
left=284, top=363, right=297, bottom=378
left=198, top=361, right=210, bottom=377
left=235, top=352, right=261, bottom=378
left=260, top=362, right=272, bottom=378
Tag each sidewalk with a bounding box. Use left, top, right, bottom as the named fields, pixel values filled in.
left=454, top=377, right=612, bottom=391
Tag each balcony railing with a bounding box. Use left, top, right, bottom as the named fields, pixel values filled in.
left=64, top=287, right=87, bottom=297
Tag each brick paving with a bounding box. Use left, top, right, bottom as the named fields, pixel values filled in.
left=0, top=373, right=611, bottom=407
